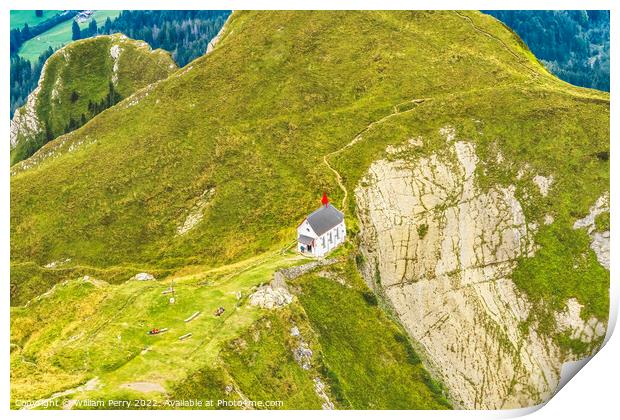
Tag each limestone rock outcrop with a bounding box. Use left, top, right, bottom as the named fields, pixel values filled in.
left=132, top=272, right=155, bottom=281
left=355, top=136, right=604, bottom=409
left=249, top=285, right=293, bottom=309
left=573, top=193, right=610, bottom=270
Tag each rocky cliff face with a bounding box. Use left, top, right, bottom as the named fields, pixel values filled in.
left=355, top=128, right=607, bottom=409
left=10, top=57, right=51, bottom=150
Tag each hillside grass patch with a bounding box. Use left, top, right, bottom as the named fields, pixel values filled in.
left=292, top=259, right=451, bottom=409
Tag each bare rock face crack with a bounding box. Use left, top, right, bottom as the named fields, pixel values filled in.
left=354, top=137, right=601, bottom=409
left=573, top=193, right=610, bottom=270
left=555, top=298, right=605, bottom=343
left=10, top=54, right=52, bottom=149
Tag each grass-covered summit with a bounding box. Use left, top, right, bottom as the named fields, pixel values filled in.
left=10, top=33, right=177, bottom=165
left=10, top=8, right=608, bottom=307
left=13, top=11, right=599, bottom=271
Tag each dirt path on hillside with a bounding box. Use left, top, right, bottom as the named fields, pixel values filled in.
left=322, top=98, right=428, bottom=209
left=453, top=11, right=544, bottom=80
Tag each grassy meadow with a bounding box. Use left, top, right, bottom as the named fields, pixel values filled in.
left=18, top=11, right=121, bottom=62
left=11, top=249, right=451, bottom=409
left=10, top=10, right=63, bottom=30
left=12, top=11, right=584, bottom=271
left=11, top=250, right=308, bottom=406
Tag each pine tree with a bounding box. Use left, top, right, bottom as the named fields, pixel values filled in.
left=103, top=17, right=112, bottom=34
left=45, top=122, right=54, bottom=141
left=22, top=23, right=31, bottom=40
left=72, top=21, right=81, bottom=41
left=88, top=19, right=98, bottom=37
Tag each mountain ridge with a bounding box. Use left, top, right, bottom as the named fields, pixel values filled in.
left=10, top=33, right=177, bottom=165
left=12, top=11, right=606, bottom=269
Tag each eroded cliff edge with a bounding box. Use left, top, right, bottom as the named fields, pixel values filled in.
left=355, top=128, right=608, bottom=409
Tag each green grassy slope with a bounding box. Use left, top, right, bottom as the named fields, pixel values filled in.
left=12, top=11, right=590, bottom=269
left=11, top=34, right=177, bottom=165
left=11, top=251, right=303, bottom=405
left=11, top=251, right=449, bottom=409
left=292, top=259, right=451, bottom=409
left=10, top=10, right=609, bottom=407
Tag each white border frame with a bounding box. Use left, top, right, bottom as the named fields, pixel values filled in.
left=2, top=1, right=616, bottom=419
